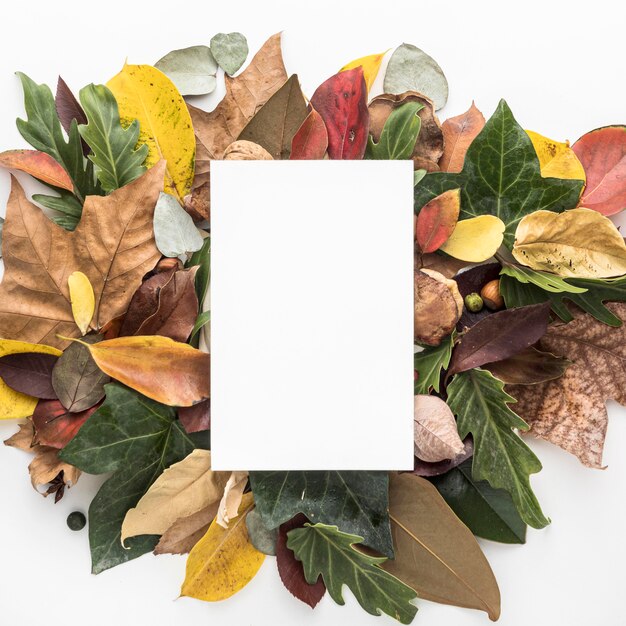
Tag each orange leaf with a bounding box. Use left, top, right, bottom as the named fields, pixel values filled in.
left=415, top=188, right=461, bottom=253
left=68, top=335, right=210, bottom=406
left=0, top=149, right=74, bottom=191
left=440, top=103, right=485, bottom=173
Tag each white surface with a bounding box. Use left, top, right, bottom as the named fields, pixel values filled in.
left=0, top=0, right=625, bottom=625
left=210, top=160, right=414, bottom=470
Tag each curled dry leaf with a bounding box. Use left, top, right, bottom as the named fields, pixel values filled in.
left=484, top=347, right=570, bottom=385
left=414, top=395, right=464, bottom=462
left=154, top=503, right=219, bottom=556
left=290, top=109, right=328, bottom=160
left=216, top=471, right=249, bottom=528
left=32, top=399, right=98, bottom=448
left=0, top=149, right=74, bottom=190
left=369, top=92, right=443, bottom=171
left=510, top=302, right=626, bottom=468
left=415, top=188, right=460, bottom=252
left=223, top=140, right=273, bottom=161
left=526, top=130, right=586, bottom=181
left=440, top=102, right=485, bottom=173
left=512, top=208, right=626, bottom=278
left=414, top=270, right=462, bottom=346
left=572, top=125, right=626, bottom=216
left=440, top=215, right=505, bottom=262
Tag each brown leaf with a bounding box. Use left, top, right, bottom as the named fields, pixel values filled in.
left=369, top=92, right=444, bottom=171
left=484, top=347, right=571, bottom=385
left=178, top=399, right=210, bottom=433
left=440, top=102, right=486, bottom=173
left=216, top=471, right=249, bottom=528
left=0, top=164, right=164, bottom=349
left=416, top=251, right=469, bottom=278
left=4, top=420, right=81, bottom=494
left=414, top=395, right=465, bottom=462
left=411, top=437, right=474, bottom=477
left=154, top=503, right=219, bottom=555
left=509, top=302, right=626, bottom=468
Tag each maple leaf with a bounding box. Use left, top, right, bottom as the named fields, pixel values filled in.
left=0, top=163, right=164, bottom=349
left=509, top=302, right=626, bottom=468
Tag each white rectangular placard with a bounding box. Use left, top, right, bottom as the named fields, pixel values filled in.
left=210, top=160, right=414, bottom=470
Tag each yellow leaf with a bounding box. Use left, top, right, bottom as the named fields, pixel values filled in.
left=181, top=492, right=264, bottom=601
left=340, top=51, right=387, bottom=92
left=526, top=130, right=586, bottom=182
left=440, top=215, right=505, bottom=262
left=512, top=208, right=626, bottom=278
left=0, top=340, right=61, bottom=419
left=68, top=271, right=94, bottom=335
left=107, top=64, right=195, bottom=201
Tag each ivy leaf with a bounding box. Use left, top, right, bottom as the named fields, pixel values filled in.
left=447, top=368, right=549, bottom=528
left=60, top=383, right=203, bottom=573
left=366, top=101, right=423, bottom=160
left=430, top=458, right=527, bottom=544
left=287, top=523, right=417, bottom=624
left=77, top=84, right=148, bottom=193
left=249, top=471, right=393, bottom=557
left=414, top=332, right=454, bottom=395
left=414, top=100, right=583, bottom=247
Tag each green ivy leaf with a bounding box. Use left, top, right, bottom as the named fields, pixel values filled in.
left=287, top=523, right=417, bottom=624
left=249, top=471, right=393, bottom=557
left=447, top=368, right=549, bottom=529
left=60, top=383, right=204, bottom=573
left=78, top=84, right=148, bottom=193
left=414, top=100, right=583, bottom=247
left=429, top=458, right=526, bottom=544
left=414, top=332, right=454, bottom=394
left=366, top=101, right=423, bottom=160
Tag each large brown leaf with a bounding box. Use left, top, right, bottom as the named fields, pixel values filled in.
left=154, top=503, right=219, bottom=556
left=0, top=164, right=164, bottom=349
left=510, top=302, right=626, bottom=468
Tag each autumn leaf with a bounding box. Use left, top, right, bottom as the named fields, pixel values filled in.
left=413, top=395, right=464, bottom=462
left=55, top=76, right=89, bottom=156
left=0, top=164, right=164, bottom=349
left=526, top=130, right=586, bottom=181
left=383, top=473, right=500, bottom=620
left=68, top=271, right=94, bottom=335
left=178, top=399, right=210, bottom=434
left=154, top=503, right=218, bottom=556
left=68, top=335, right=210, bottom=407
left=290, top=108, right=328, bottom=160
left=181, top=492, right=264, bottom=601
left=32, top=399, right=98, bottom=448
left=0, top=149, right=74, bottom=190
left=484, top=346, right=570, bottom=385
left=340, top=50, right=387, bottom=92
left=310, top=67, right=369, bottom=160
left=509, top=302, right=626, bottom=468
left=415, top=188, right=460, bottom=253
left=411, top=438, right=473, bottom=478
left=107, top=64, right=195, bottom=201
left=572, top=125, right=626, bottom=215
left=216, top=471, right=248, bottom=528
left=512, top=208, right=626, bottom=278
left=0, top=352, right=58, bottom=399
left=439, top=102, right=485, bottom=173
left=439, top=215, right=505, bottom=262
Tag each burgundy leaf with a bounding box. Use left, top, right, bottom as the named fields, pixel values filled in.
left=410, top=438, right=473, bottom=477
left=277, top=513, right=326, bottom=608
left=290, top=108, right=328, bottom=160
left=453, top=263, right=502, bottom=330
left=310, top=68, right=369, bottom=160
left=448, top=302, right=552, bottom=376
left=55, top=76, right=89, bottom=156
left=178, top=399, right=210, bottom=434
left=0, top=352, right=58, bottom=399
left=32, top=399, right=99, bottom=448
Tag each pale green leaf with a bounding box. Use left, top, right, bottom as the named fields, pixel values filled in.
left=210, top=32, right=249, bottom=76
left=154, top=192, right=204, bottom=258
left=155, top=45, right=218, bottom=96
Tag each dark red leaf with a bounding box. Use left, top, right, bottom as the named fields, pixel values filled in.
left=410, top=438, right=473, bottom=477
left=310, top=68, right=369, bottom=160
left=55, top=77, right=89, bottom=156
left=453, top=263, right=502, bottom=330
left=290, top=108, right=328, bottom=160
left=178, top=399, right=210, bottom=434
left=0, top=352, right=58, bottom=399
left=448, top=302, right=552, bottom=376
left=276, top=513, right=326, bottom=608
left=32, top=399, right=99, bottom=448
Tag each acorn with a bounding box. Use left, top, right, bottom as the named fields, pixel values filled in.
left=481, top=279, right=504, bottom=310
left=464, top=292, right=484, bottom=313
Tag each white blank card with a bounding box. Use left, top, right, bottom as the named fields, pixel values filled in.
left=210, top=160, right=414, bottom=471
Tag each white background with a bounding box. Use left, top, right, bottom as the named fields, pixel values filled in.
left=0, top=1, right=625, bottom=625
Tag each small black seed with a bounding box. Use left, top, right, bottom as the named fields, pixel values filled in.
left=67, top=511, right=86, bottom=531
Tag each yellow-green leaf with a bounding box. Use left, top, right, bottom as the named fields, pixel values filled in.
left=107, top=63, right=195, bottom=201
left=440, top=215, right=505, bottom=262
left=526, top=130, right=586, bottom=182
left=0, top=340, right=61, bottom=419
left=68, top=271, right=94, bottom=335
left=512, top=208, right=626, bottom=278
left=181, top=492, right=264, bottom=601
left=340, top=51, right=387, bottom=92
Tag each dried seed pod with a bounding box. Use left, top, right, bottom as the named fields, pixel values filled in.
left=481, top=279, right=504, bottom=310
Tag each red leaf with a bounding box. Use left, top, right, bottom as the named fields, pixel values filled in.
left=290, top=108, right=328, bottom=160
left=0, top=150, right=74, bottom=191
left=0, top=352, right=58, bottom=399
left=415, top=188, right=461, bottom=253
left=310, top=68, right=369, bottom=160
left=572, top=125, right=626, bottom=216
left=32, top=399, right=99, bottom=448
left=55, top=76, right=89, bottom=156
left=178, top=399, right=210, bottom=434
left=276, top=514, right=326, bottom=608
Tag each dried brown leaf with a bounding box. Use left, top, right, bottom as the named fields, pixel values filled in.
left=216, top=471, right=249, bottom=528
left=440, top=102, right=486, bottom=173
left=414, top=395, right=465, bottom=462
left=154, top=502, right=219, bottom=555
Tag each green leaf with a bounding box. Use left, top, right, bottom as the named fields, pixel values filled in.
left=447, top=368, right=549, bottom=529
left=499, top=263, right=587, bottom=294
left=190, top=310, right=210, bottom=341
left=32, top=190, right=83, bottom=230
left=287, top=523, right=417, bottom=624
left=414, top=100, right=583, bottom=247
left=210, top=32, right=249, bottom=76
left=429, top=458, right=526, bottom=544
left=155, top=45, right=218, bottom=96
left=187, top=236, right=211, bottom=305
left=413, top=169, right=426, bottom=186
left=249, top=471, right=393, bottom=557
left=16, top=72, right=101, bottom=204
left=500, top=272, right=626, bottom=327
left=414, top=332, right=454, bottom=394
left=154, top=191, right=204, bottom=258
left=366, top=101, right=423, bottom=160
left=78, top=84, right=148, bottom=193
left=60, top=383, right=202, bottom=573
